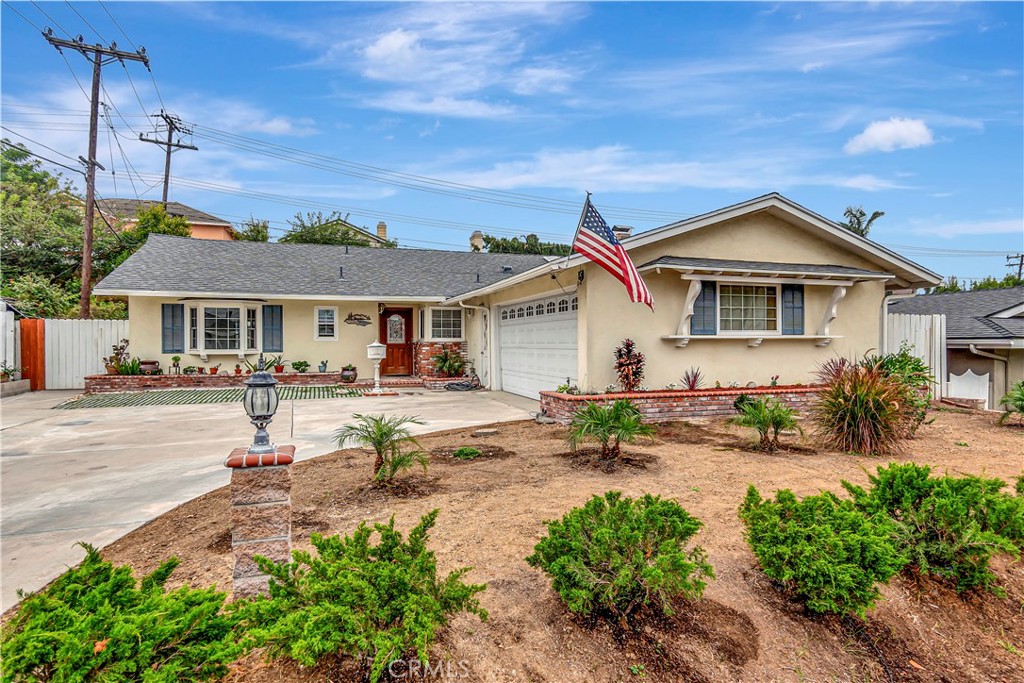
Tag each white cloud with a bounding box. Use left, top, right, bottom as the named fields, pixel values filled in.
left=913, top=218, right=1023, bottom=238
left=843, top=117, right=934, bottom=154
left=364, top=93, right=517, bottom=119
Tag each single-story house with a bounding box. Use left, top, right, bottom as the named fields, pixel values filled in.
left=97, top=199, right=239, bottom=241
left=94, top=193, right=942, bottom=399
left=890, top=287, right=1023, bottom=408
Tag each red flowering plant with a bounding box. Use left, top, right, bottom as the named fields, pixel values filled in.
left=613, top=339, right=646, bottom=392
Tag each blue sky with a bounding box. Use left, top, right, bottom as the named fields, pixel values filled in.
left=2, top=1, right=1022, bottom=282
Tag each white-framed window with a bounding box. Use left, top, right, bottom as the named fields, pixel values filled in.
left=186, top=302, right=260, bottom=354
left=718, top=284, right=778, bottom=333
left=424, top=307, right=463, bottom=341
left=314, top=306, right=338, bottom=341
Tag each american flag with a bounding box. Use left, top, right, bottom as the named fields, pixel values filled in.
left=572, top=197, right=654, bottom=309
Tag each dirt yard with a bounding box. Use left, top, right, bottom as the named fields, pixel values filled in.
left=100, top=410, right=1024, bottom=683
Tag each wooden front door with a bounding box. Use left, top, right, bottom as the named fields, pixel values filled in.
left=380, top=308, right=413, bottom=375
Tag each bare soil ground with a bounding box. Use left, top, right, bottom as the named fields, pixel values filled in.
left=99, top=410, right=1024, bottom=683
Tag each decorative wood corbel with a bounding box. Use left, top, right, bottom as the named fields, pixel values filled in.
left=817, top=285, right=847, bottom=336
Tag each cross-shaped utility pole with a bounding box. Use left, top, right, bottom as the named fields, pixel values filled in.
left=139, top=110, right=198, bottom=207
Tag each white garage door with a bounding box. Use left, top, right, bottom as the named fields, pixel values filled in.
left=498, top=294, right=578, bottom=400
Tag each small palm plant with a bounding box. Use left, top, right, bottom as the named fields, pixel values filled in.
left=732, top=397, right=802, bottom=452
left=999, top=381, right=1024, bottom=425
left=568, top=400, right=655, bottom=460
left=334, top=414, right=427, bottom=483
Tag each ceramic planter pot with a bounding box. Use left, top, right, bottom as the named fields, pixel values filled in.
left=210, top=367, right=219, bottom=375
left=318, top=363, right=328, bottom=373
left=274, top=365, right=285, bottom=373
left=340, top=368, right=357, bottom=383
left=235, top=368, right=242, bottom=375
left=140, top=360, right=160, bottom=375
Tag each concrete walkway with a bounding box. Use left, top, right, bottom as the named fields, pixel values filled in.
left=0, top=388, right=537, bottom=611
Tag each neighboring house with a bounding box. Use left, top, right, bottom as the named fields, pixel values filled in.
left=95, top=193, right=941, bottom=399
left=890, top=287, right=1024, bottom=408
left=97, top=199, right=237, bottom=241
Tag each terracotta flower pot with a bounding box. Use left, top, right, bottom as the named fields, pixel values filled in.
left=274, top=365, right=285, bottom=373
left=105, top=364, right=118, bottom=375
left=235, top=368, right=242, bottom=375
left=210, top=368, right=219, bottom=375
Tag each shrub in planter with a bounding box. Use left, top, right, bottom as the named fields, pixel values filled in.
left=812, top=358, right=917, bottom=456
left=567, top=399, right=655, bottom=461
left=240, top=510, right=487, bottom=683
left=291, top=360, right=310, bottom=373
left=613, top=339, right=645, bottom=392
left=731, top=396, right=802, bottom=452
left=680, top=366, right=704, bottom=391
left=842, top=463, right=1024, bottom=594
left=738, top=486, right=905, bottom=617
left=527, top=491, right=714, bottom=620
left=1, top=544, right=243, bottom=682
left=431, top=345, right=464, bottom=377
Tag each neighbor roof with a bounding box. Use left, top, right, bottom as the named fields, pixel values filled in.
left=94, top=234, right=550, bottom=300
left=890, top=287, right=1024, bottom=340
left=638, top=256, right=891, bottom=280
left=97, top=199, right=233, bottom=227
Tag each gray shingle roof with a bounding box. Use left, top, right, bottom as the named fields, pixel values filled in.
left=94, top=234, right=550, bottom=299
left=638, top=256, right=889, bottom=278
left=97, top=199, right=233, bottom=226
left=890, top=287, right=1024, bottom=340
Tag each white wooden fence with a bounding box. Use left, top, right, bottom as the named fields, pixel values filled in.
left=0, top=303, right=19, bottom=377
left=885, top=313, right=946, bottom=400
left=44, top=319, right=130, bottom=389
left=948, top=369, right=990, bottom=409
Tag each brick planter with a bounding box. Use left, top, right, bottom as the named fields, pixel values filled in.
left=84, top=372, right=391, bottom=394
left=413, top=341, right=467, bottom=377
left=539, top=385, right=821, bottom=424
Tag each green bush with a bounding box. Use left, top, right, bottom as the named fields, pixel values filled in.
left=738, top=486, right=905, bottom=617
left=526, top=491, right=714, bottom=620
left=813, top=358, right=917, bottom=455
left=998, top=380, right=1024, bottom=425
left=863, top=342, right=934, bottom=434
left=842, top=463, right=1024, bottom=594
left=1, top=543, right=242, bottom=682
left=240, top=511, right=487, bottom=683
left=567, top=399, right=655, bottom=461
left=731, top=396, right=801, bottom=452
left=452, top=446, right=481, bottom=460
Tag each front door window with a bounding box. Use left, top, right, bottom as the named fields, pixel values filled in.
left=387, top=314, right=405, bottom=344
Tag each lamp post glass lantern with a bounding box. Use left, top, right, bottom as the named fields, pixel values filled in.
left=243, top=353, right=280, bottom=454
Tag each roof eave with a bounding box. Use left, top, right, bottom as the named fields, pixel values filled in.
left=93, top=288, right=447, bottom=303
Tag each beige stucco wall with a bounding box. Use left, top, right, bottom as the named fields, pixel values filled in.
left=465, top=211, right=890, bottom=392
left=127, top=297, right=439, bottom=378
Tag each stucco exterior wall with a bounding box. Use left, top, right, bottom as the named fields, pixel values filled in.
left=948, top=347, right=1024, bottom=408
left=189, top=224, right=234, bottom=241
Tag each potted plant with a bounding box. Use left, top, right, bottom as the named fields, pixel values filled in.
left=340, top=363, right=358, bottom=383
left=291, top=360, right=310, bottom=373
left=209, top=363, right=222, bottom=375
left=266, top=355, right=285, bottom=373
left=182, top=365, right=197, bottom=375
left=234, top=363, right=243, bottom=375
left=171, top=355, right=182, bottom=375
left=197, top=366, right=206, bottom=374
left=0, top=362, right=21, bottom=383
left=102, top=339, right=130, bottom=375
left=318, top=359, right=328, bottom=373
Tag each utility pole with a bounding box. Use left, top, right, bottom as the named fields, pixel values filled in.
left=1007, top=253, right=1024, bottom=280
left=42, top=29, right=149, bottom=319
left=139, top=111, right=198, bottom=207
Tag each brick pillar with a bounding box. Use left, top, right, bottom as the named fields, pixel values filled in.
left=225, top=445, right=295, bottom=599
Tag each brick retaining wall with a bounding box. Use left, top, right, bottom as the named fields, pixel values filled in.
left=539, top=385, right=820, bottom=424
left=413, top=341, right=467, bottom=377
left=84, top=372, right=423, bottom=394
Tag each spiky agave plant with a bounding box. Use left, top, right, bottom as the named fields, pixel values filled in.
left=568, top=400, right=655, bottom=460
left=998, top=381, right=1024, bottom=425
left=334, top=414, right=427, bottom=483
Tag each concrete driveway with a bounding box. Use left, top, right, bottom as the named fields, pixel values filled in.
left=1, top=388, right=537, bottom=611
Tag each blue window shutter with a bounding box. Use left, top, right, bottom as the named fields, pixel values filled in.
left=161, top=304, right=184, bottom=353
left=781, top=284, right=804, bottom=335
left=689, top=281, right=717, bottom=335
left=262, top=305, right=283, bottom=352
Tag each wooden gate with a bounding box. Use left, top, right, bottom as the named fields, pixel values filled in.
left=19, top=319, right=46, bottom=391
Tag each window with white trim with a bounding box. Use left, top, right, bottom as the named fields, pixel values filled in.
left=314, top=306, right=338, bottom=341
left=719, top=284, right=778, bottom=332
left=186, top=303, right=260, bottom=354
left=428, top=307, right=463, bottom=340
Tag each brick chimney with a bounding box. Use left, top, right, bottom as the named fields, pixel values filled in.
left=376, top=221, right=388, bottom=241
left=470, top=230, right=484, bottom=252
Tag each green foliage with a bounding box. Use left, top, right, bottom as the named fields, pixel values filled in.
left=452, top=446, right=481, bottom=460
left=130, top=204, right=192, bottom=239
left=89, top=298, right=128, bottom=320
left=430, top=345, right=464, bottom=377
left=235, top=216, right=270, bottom=242
left=613, top=339, right=645, bottom=391
left=479, top=233, right=571, bottom=256
left=998, top=381, right=1024, bottom=425
left=1, top=543, right=242, bottom=682
left=555, top=379, right=580, bottom=394
left=240, top=511, right=487, bottom=683
left=117, top=357, right=142, bottom=376
left=568, top=400, right=655, bottom=460
left=334, top=413, right=427, bottom=483
left=733, top=393, right=754, bottom=412
left=738, top=486, right=905, bottom=617
left=838, top=205, right=884, bottom=237
left=290, top=360, right=310, bottom=373
left=731, top=397, right=802, bottom=452
left=279, top=211, right=395, bottom=247
left=842, top=463, right=1024, bottom=594
left=1, top=274, right=75, bottom=318
left=526, top=491, right=714, bottom=619
left=813, top=358, right=917, bottom=455
left=863, top=341, right=933, bottom=434
left=931, top=274, right=1024, bottom=293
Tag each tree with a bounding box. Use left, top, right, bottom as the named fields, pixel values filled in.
left=96, top=204, right=192, bottom=277
left=839, top=206, right=885, bottom=237
left=235, top=215, right=270, bottom=242
left=280, top=210, right=395, bottom=247
left=931, top=276, right=964, bottom=293
left=971, top=274, right=1024, bottom=290
left=479, top=233, right=571, bottom=256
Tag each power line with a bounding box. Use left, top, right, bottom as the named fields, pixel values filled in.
left=138, top=111, right=198, bottom=206
left=0, top=125, right=81, bottom=163
left=30, top=1, right=71, bottom=35
left=2, top=0, right=42, bottom=31
left=0, top=138, right=84, bottom=176
left=64, top=0, right=106, bottom=43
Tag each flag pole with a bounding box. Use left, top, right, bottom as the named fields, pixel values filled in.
left=561, top=191, right=590, bottom=269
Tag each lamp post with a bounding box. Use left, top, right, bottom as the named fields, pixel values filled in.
left=242, top=353, right=280, bottom=454
left=366, top=340, right=386, bottom=395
